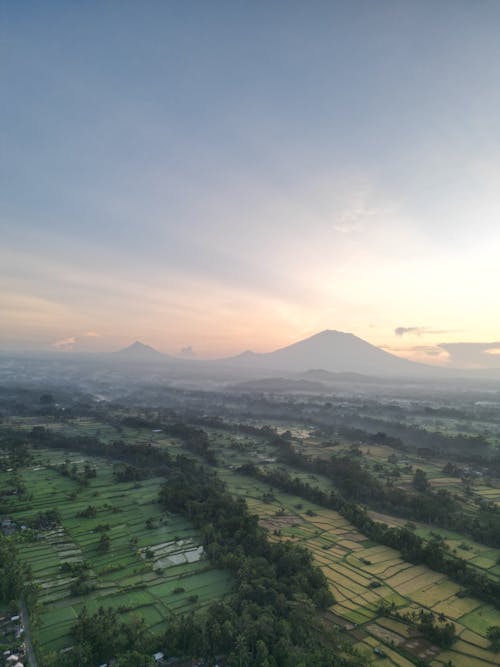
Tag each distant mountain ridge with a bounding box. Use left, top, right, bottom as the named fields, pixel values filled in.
left=109, top=331, right=444, bottom=378
left=221, top=329, right=436, bottom=377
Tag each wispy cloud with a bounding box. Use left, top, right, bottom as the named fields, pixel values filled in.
left=50, top=331, right=102, bottom=352
left=394, top=326, right=462, bottom=337
left=51, top=337, right=77, bottom=351
left=331, top=199, right=391, bottom=235
left=382, top=344, right=451, bottom=365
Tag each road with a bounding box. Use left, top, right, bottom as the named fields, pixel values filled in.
left=21, top=597, right=37, bottom=667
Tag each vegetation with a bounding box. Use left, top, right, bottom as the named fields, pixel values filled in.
left=0, top=534, right=25, bottom=603
left=1, top=386, right=499, bottom=666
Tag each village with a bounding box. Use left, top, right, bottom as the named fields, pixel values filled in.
left=0, top=612, right=25, bottom=667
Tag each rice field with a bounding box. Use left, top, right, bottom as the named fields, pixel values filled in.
left=220, top=469, right=500, bottom=666
left=3, top=449, right=232, bottom=655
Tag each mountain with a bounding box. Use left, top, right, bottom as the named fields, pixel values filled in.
left=222, top=330, right=439, bottom=377
left=113, top=341, right=170, bottom=362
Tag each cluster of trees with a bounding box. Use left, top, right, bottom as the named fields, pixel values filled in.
left=76, top=505, right=97, bottom=519
left=113, top=463, right=145, bottom=482
left=0, top=534, right=25, bottom=604
left=97, top=532, right=111, bottom=554
left=335, top=420, right=494, bottom=466
left=70, top=570, right=95, bottom=596
left=59, top=561, right=95, bottom=596
left=50, top=460, right=97, bottom=485
left=27, top=509, right=60, bottom=530
left=45, top=606, right=154, bottom=666
left=377, top=601, right=456, bottom=648
left=27, top=425, right=173, bottom=473
left=0, top=430, right=32, bottom=501
left=239, top=465, right=500, bottom=610
left=0, top=432, right=33, bottom=470
left=486, top=625, right=500, bottom=652
left=120, top=415, right=219, bottom=464
left=60, top=560, right=89, bottom=576
left=405, top=609, right=456, bottom=648
left=160, top=421, right=218, bottom=465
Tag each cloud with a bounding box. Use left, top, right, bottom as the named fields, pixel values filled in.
left=411, top=345, right=445, bottom=357
left=394, top=326, right=462, bottom=337
left=383, top=344, right=450, bottom=364
left=394, top=326, right=426, bottom=337
left=50, top=331, right=102, bottom=352
left=51, top=337, right=77, bottom=351
left=438, top=342, right=500, bottom=368
left=386, top=340, right=500, bottom=369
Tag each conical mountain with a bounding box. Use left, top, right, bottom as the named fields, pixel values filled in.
left=113, top=341, right=170, bottom=361
left=223, top=330, right=435, bottom=376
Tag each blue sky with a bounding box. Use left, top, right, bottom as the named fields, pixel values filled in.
left=3, top=1, right=500, bottom=365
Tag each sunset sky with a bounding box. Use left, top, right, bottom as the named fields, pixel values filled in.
left=3, top=2, right=500, bottom=367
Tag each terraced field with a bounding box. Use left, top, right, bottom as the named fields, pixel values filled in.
left=2, top=449, right=232, bottom=656
left=367, top=511, right=500, bottom=582
left=220, top=470, right=500, bottom=667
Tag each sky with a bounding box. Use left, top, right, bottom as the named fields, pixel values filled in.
left=2, top=1, right=500, bottom=367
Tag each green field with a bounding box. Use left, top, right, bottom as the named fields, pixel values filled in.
left=2, top=449, right=232, bottom=655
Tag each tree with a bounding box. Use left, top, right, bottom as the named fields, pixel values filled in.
left=486, top=625, right=500, bottom=651
left=0, top=535, right=24, bottom=603
left=97, top=533, right=111, bottom=554
left=413, top=468, right=429, bottom=493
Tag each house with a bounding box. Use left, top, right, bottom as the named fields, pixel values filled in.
left=1, top=519, right=17, bottom=536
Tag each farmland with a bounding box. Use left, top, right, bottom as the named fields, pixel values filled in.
left=0, top=448, right=231, bottom=660
left=219, top=469, right=500, bottom=666
left=1, top=380, right=500, bottom=666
